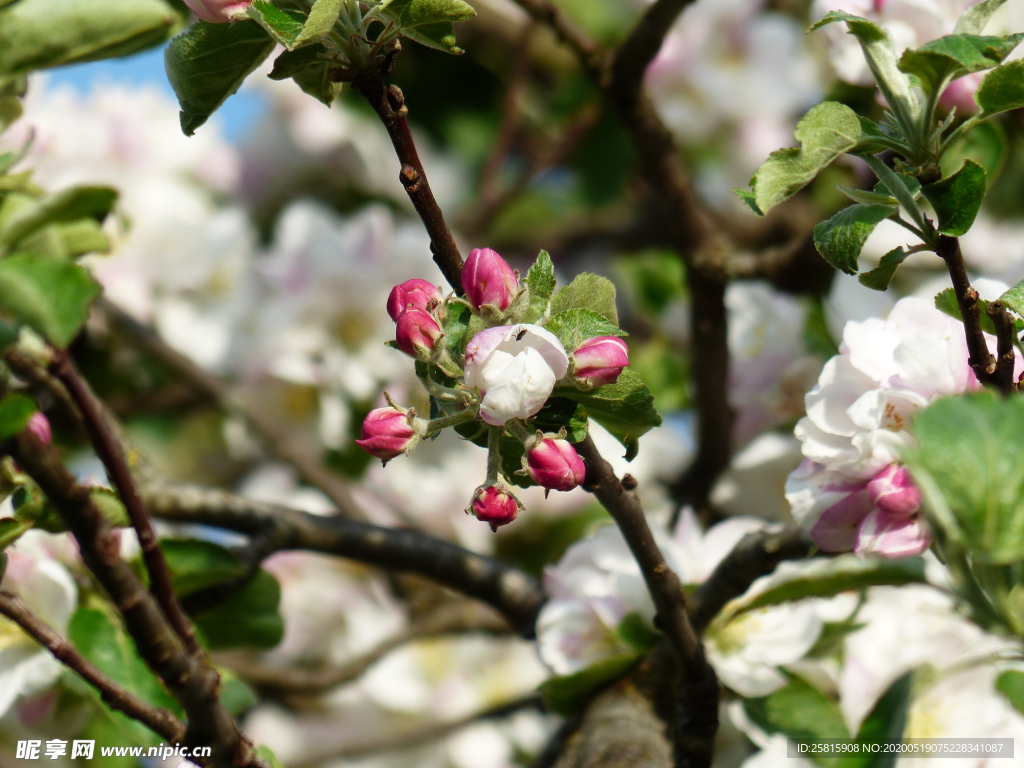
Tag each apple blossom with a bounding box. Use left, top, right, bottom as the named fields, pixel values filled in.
left=387, top=279, right=442, bottom=322
left=394, top=307, right=443, bottom=358
left=469, top=484, right=521, bottom=531
left=25, top=413, right=51, bottom=447
left=182, top=0, right=252, bottom=23
left=461, top=248, right=520, bottom=314
left=570, top=336, right=630, bottom=388
left=464, top=324, right=569, bottom=426
left=355, top=406, right=420, bottom=463
left=526, top=438, right=586, bottom=492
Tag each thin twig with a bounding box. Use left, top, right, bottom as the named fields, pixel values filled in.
left=575, top=435, right=718, bottom=768
left=609, top=0, right=696, bottom=98
left=352, top=54, right=464, bottom=292
left=229, top=600, right=510, bottom=692
left=98, top=299, right=368, bottom=521
left=140, top=483, right=546, bottom=636
left=688, top=526, right=814, bottom=633
left=938, top=235, right=997, bottom=385
left=0, top=591, right=186, bottom=742
left=4, top=432, right=261, bottom=768
left=986, top=300, right=1016, bottom=396
left=50, top=350, right=201, bottom=657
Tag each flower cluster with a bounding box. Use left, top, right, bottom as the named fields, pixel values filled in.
left=357, top=248, right=638, bottom=530
left=785, top=295, right=1021, bottom=558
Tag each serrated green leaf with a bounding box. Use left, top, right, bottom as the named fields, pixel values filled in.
left=522, top=249, right=556, bottom=323
left=746, top=102, right=864, bottom=216
left=955, top=0, right=1009, bottom=35
left=165, top=19, right=275, bottom=136
left=0, top=186, right=117, bottom=254
left=554, top=369, right=660, bottom=450
left=160, top=538, right=247, bottom=598
left=813, top=203, right=897, bottom=275
left=858, top=247, right=908, bottom=291
left=743, top=675, right=851, bottom=752
left=811, top=12, right=919, bottom=133
left=719, top=555, right=926, bottom=622
left=932, top=287, right=1011, bottom=337
left=193, top=569, right=284, bottom=650
left=996, top=670, right=1024, bottom=716
left=921, top=159, right=986, bottom=236
left=0, top=253, right=100, bottom=347
left=0, top=392, right=35, bottom=440
left=291, top=58, right=343, bottom=106
left=539, top=652, right=643, bottom=715
left=247, top=0, right=305, bottom=48
left=545, top=309, right=625, bottom=353
left=68, top=607, right=183, bottom=720
left=898, top=34, right=1022, bottom=96
left=907, top=393, right=1024, bottom=563
left=941, top=119, right=1005, bottom=180
left=550, top=272, right=618, bottom=325
left=975, top=59, right=1024, bottom=117
left=733, top=187, right=763, bottom=215
left=0, top=0, right=176, bottom=80
left=294, top=0, right=344, bottom=47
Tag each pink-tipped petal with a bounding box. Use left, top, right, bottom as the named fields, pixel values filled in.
left=571, top=336, right=630, bottom=388
left=387, top=279, right=442, bottom=322
left=461, top=248, right=519, bottom=312
left=527, top=438, right=587, bottom=492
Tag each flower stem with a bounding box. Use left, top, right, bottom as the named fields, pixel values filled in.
left=485, top=425, right=503, bottom=485
left=425, top=408, right=478, bottom=436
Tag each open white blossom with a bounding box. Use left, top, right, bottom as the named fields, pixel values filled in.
left=0, top=532, right=79, bottom=719
left=464, top=324, right=569, bottom=426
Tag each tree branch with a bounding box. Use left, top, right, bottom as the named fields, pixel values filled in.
left=50, top=350, right=201, bottom=657
left=0, top=591, right=186, bottom=743
left=688, top=526, right=813, bottom=634
left=985, top=300, right=1016, bottom=396
left=4, top=433, right=260, bottom=768
left=140, top=483, right=546, bottom=637
left=352, top=59, right=464, bottom=293
left=98, top=299, right=368, bottom=521
left=938, top=235, right=997, bottom=385
left=608, top=0, right=695, bottom=100
left=575, top=435, right=717, bottom=768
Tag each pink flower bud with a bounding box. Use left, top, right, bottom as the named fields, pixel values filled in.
left=527, top=438, right=586, bottom=492
left=470, top=484, right=520, bottom=531
left=866, top=465, right=921, bottom=517
left=27, top=412, right=51, bottom=446
left=571, top=336, right=630, bottom=388
left=461, top=248, right=519, bottom=312
left=183, top=0, right=252, bottom=23
left=387, top=279, right=442, bottom=322
left=395, top=308, right=443, bottom=357
left=355, top=407, right=417, bottom=463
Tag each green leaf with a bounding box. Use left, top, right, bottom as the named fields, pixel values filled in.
left=397, top=21, right=464, bottom=53
left=811, top=13, right=919, bottom=133
left=193, top=569, right=284, bottom=650
left=539, top=652, right=643, bottom=715
left=0, top=186, right=117, bottom=254
left=0, top=253, right=100, bottom=347
left=996, top=670, right=1024, bottom=716
left=550, top=272, right=619, bottom=325
left=907, top=393, right=1024, bottom=563
left=955, top=0, right=1009, bottom=35
left=165, top=19, right=276, bottom=136
left=160, top=538, right=247, bottom=598
left=836, top=186, right=900, bottom=206
left=0, top=517, right=33, bottom=550
left=0, top=392, right=35, bottom=440
left=89, top=487, right=130, bottom=529
left=522, top=249, right=556, bottom=323
left=380, top=0, right=477, bottom=27
left=921, top=159, right=986, bottom=236
left=0, top=95, right=22, bottom=134
left=294, top=0, right=344, bottom=47
left=852, top=672, right=912, bottom=768
left=743, top=675, right=851, bottom=751
left=267, top=44, right=342, bottom=106
left=720, top=555, right=926, bottom=622
left=975, top=59, right=1024, bottom=117
left=531, top=396, right=589, bottom=443
left=813, top=203, right=897, bottom=275
left=932, top=287, right=1012, bottom=337
left=617, top=613, right=661, bottom=652
left=941, top=119, right=1005, bottom=180
left=898, top=34, right=1022, bottom=96
left=859, top=247, right=908, bottom=291
left=554, top=369, right=661, bottom=451
left=68, top=607, right=182, bottom=723
left=246, top=0, right=305, bottom=49
left=861, top=154, right=929, bottom=234
left=0, top=0, right=176, bottom=79
left=744, top=102, right=864, bottom=216
left=545, top=309, right=625, bottom=353
left=219, top=669, right=258, bottom=717
left=998, top=279, right=1024, bottom=321
left=255, top=746, right=287, bottom=768
left=442, top=299, right=472, bottom=359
